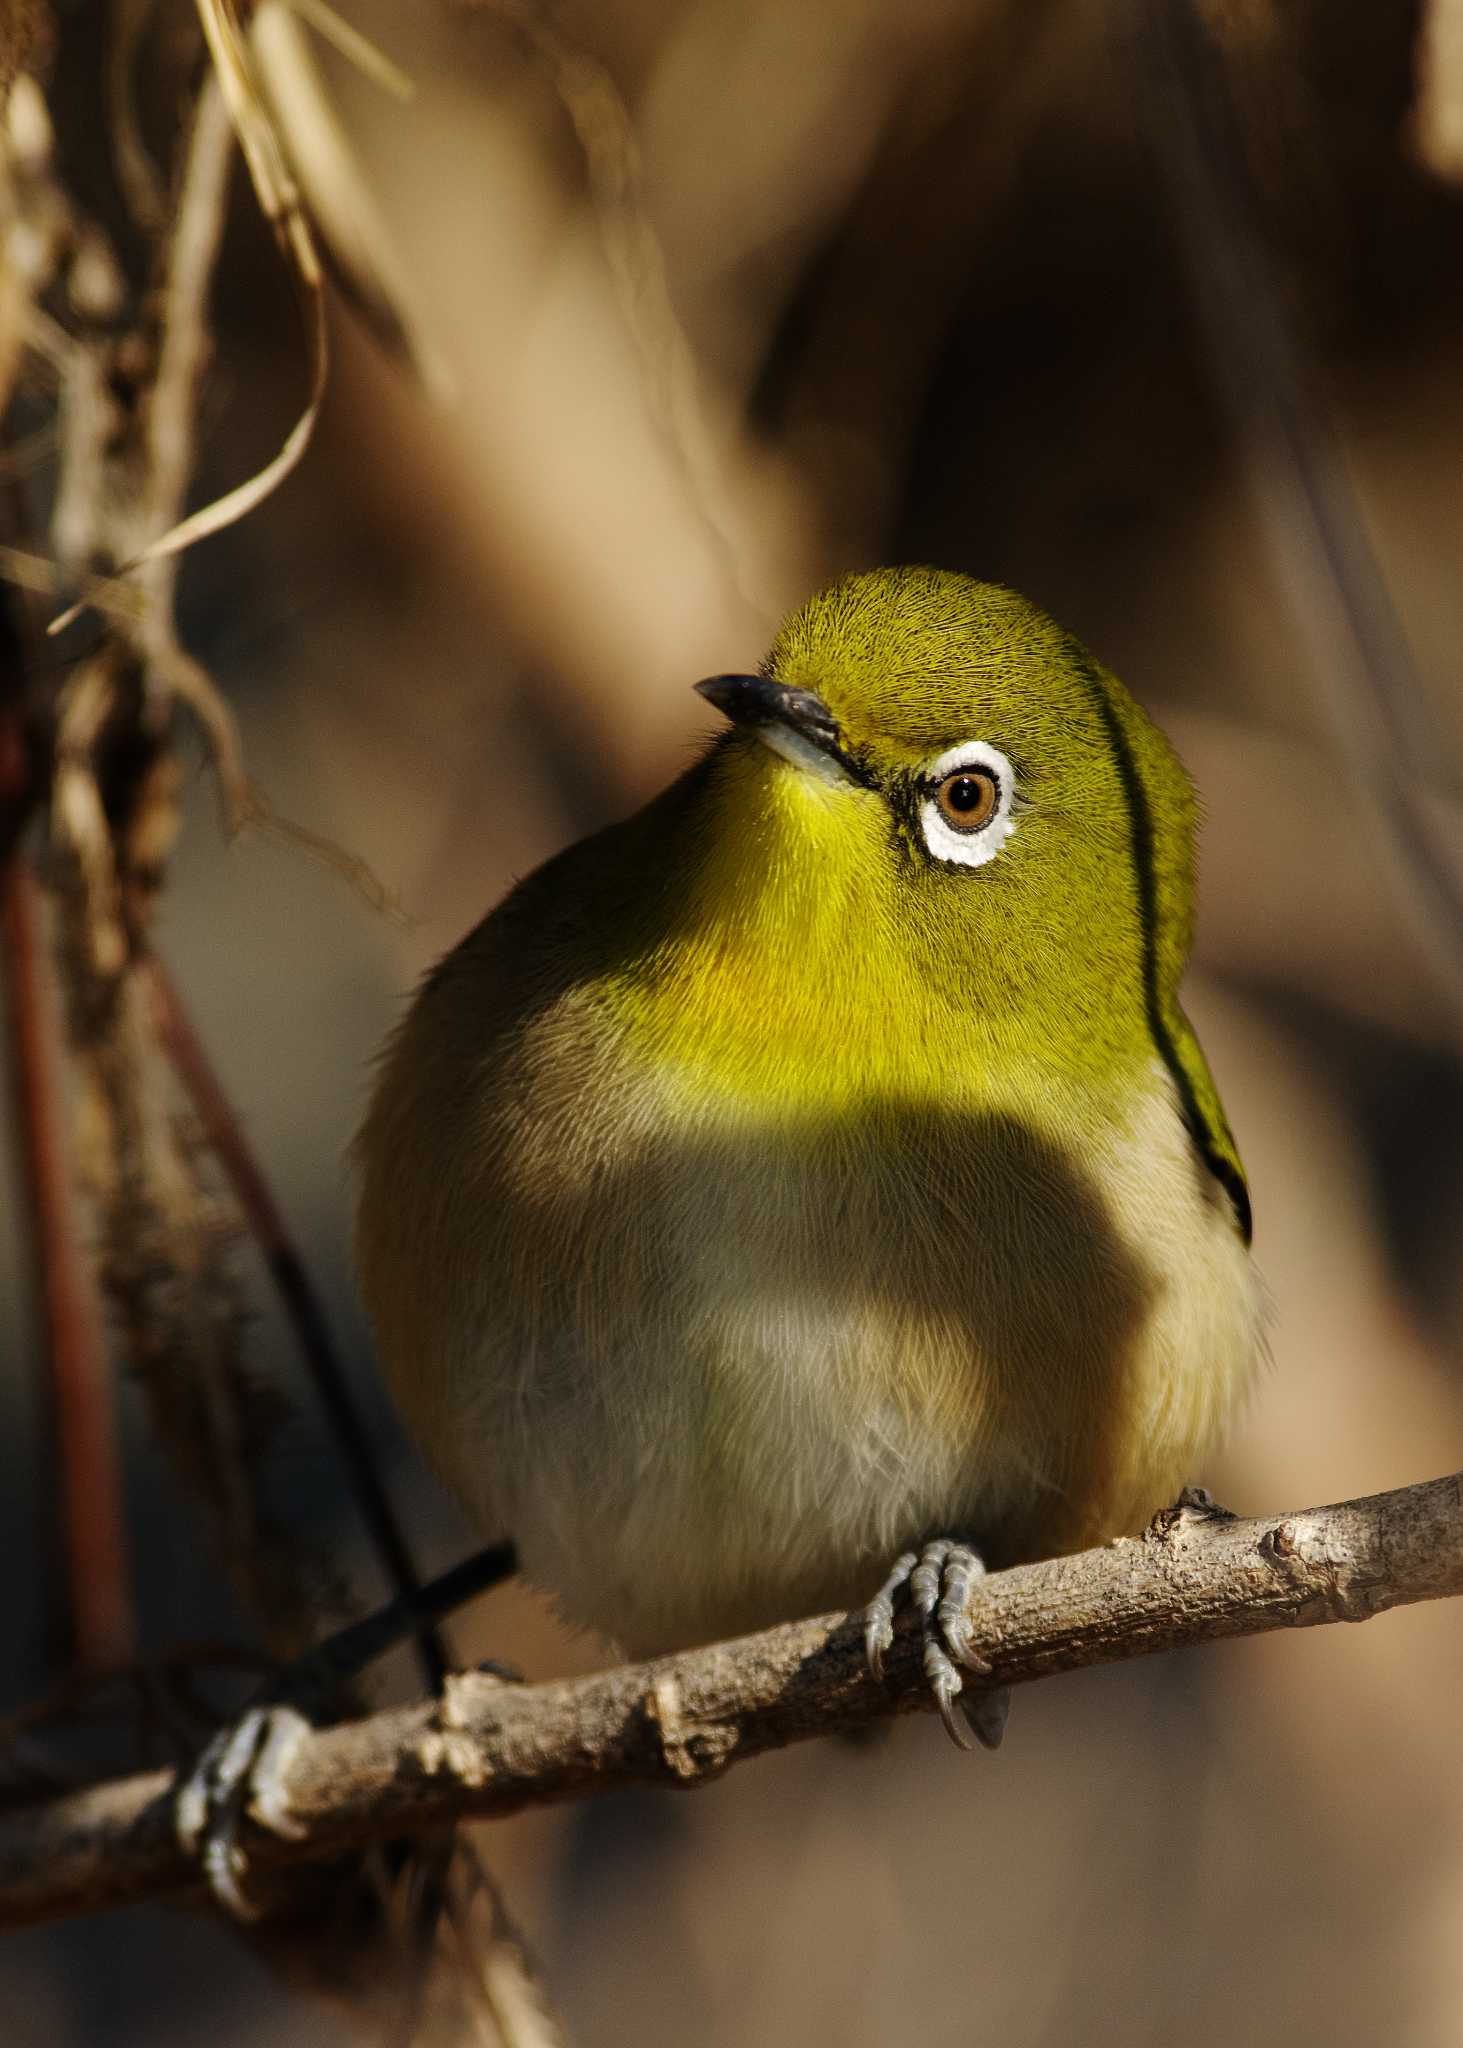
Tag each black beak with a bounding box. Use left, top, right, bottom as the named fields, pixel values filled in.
left=694, top=674, right=872, bottom=788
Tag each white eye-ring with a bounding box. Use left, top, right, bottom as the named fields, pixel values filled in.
left=917, top=741, right=1018, bottom=869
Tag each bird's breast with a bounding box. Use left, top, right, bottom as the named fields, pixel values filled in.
left=411, top=1003, right=1261, bottom=1656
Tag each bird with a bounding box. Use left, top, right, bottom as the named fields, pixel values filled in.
left=353, top=565, right=1262, bottom=1747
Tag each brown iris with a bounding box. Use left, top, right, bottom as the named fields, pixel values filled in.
left=933, top=766, right=999, bottom=832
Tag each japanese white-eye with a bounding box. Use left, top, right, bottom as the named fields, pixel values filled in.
left=354, top=566, right=1261, bottom=1743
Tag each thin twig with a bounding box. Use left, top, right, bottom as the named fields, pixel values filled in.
left=32, top=36, right=337, bottom=1677
left=134, top=68, right=251, bottom=832
left=1, top=1471, right=1461, bottom=1930
left=247, top=0, right=455, bottom=400
left=107, top=0, right=172, bottom=231
left=145, top=952, right=449, bottom=1692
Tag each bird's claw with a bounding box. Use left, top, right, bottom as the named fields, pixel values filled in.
left=174, top=1702, right=313, bottom=1920
left=864, top=1537, right=1009, bottom=1752
left=863, top=1548, right=916, bottom=1682
left=1173, top=1484, right=1235, bottom=1520
left=924, top=1632, right=977, bottom=1750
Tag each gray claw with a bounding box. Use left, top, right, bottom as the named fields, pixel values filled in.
left=246, top=1707, right=311, bottom=1839
left=175, top=1703, right=313, bottom=1920
left=202, top=1811, right=256, bottom=1923
left=923, top=1632, right=976, bottom=1752
left=908, top=1537, right=954, bottom=1627
left=863, top=1537, right=1003, bottom=1753
left=864, top=1609, right=893, bottom=1685
left=937, top=1548, right=992, bottom=1676
left=1174, top=1485, right=1235, bottom=1520
left=864, top=1549, right=918, bottom=1683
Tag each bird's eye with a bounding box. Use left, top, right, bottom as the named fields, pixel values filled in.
left=918, top=741, right=1017, bottom=870
left=934, top=768, right=999, bottom=833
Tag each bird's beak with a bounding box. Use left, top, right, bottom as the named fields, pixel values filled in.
left=694, top=674, right=872, bottom=789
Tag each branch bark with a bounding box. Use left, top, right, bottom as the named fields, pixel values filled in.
left=2, top=1470, right=1461, bottom=1932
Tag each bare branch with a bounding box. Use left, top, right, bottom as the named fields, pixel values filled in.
left=2, top=1471, right=1461, bottom=1932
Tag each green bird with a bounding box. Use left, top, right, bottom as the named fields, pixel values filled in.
left=355, top=566, right=1262, bottom=1746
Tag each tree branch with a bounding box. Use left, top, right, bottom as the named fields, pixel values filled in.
left=2, top=1470, right=1461, bottom=1932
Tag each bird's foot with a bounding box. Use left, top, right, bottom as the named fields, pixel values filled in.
left=1172, top=1484, right=1235, bottom=1518
left=864, top=1537, right=1009, bottom=1752
left=175, top=1660, right=524, bottom=1920
left=174, top=1700, right=314, bottom=1920
left=174, top=1542, right=522, bottom=1917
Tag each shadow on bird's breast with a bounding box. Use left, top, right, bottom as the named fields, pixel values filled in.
left=706, top=1102, right=1148, bottom=1393
left=502, top=1088, right=1157, bottom=1559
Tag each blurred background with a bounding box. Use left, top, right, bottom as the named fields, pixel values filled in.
left=5, top=0, right=1463, bottom=2041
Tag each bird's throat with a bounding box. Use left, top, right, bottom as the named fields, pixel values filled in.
left=598, top=758, right=1153, bottom=1124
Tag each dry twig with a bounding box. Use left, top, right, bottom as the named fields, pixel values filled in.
left=5, top=23, right=563, bottom=2032
left=1, top=1471, right=1460, bottom=1932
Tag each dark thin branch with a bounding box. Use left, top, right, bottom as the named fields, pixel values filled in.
left=1, top=1471, right=1461, bottom=1931
left=145, top=953, right=448, bottom=1693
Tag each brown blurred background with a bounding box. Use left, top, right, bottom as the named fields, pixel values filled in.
left=5, top=0, right=1463, bottom=2041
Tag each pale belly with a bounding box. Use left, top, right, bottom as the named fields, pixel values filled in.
left=414, top=1067, right=1262, bottom=1660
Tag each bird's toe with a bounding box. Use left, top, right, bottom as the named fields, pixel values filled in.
left=175, top=1702, right=314, bottom=1920
left=863, top=1536, right=1005, bottom=1752
left=863, top=1548, right=918, bottom=1682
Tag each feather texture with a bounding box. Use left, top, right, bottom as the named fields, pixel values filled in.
left=355, top=569, right=1262, bottom=1655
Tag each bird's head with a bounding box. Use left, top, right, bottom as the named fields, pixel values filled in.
left=690, top=565, right=1201, bottom=1083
